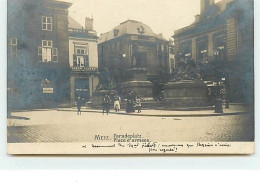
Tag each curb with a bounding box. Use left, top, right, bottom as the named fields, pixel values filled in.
left=56, top=109, right=252, bottom=117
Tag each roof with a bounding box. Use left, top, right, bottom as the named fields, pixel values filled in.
left=173, top=0, right=237, bottom=37
left=98, top=20, right=167, bottom=43
left=215, top=0, right=236, bottom=13
left=68, top=16, right=83, bottom=29
left=45, top=0, right=72, bottom=8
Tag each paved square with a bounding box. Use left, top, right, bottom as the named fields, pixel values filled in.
left=7, top=107, right=254, bottom=143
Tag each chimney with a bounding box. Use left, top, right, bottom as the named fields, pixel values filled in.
left=85, top=17, right=94, bottom=31
left=194, top=14, right=200, bottom=23
left=200, top=0, right=215, bottom=16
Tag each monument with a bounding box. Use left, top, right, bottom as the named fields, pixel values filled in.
left=164, top=58, right=208, bottom=107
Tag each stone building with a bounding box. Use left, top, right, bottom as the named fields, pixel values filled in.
left=68, top=16, right=99, bottom=104
left=7, top=0, right=72, bottom=110
left=169, top=39, right=175, bottom=74
left=173, top=0, right=254, bottom=103
left=98, top=20, right=170, bottom=99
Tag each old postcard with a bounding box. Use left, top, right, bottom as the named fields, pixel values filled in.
left=7, top=0, right=254, bottom=154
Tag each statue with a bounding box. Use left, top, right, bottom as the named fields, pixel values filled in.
left=171, top=55, right=201, bottom=82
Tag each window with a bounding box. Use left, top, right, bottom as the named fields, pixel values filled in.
left=77, top=56, right=85, bottom=67
left=197, top=40, right=208, bottom=61
left=10, top=38, right=17, bottom=45
left=214, top=35, right=226, bottom=60
left=42, top=16, right=52, bottom=31
left=38, top=40, right=58, bottom=62
left=181, top=42, right=192, bottom=58
left=42, top=40, right=53, bottom=47
left=9, top=38, right=17, bottom=59
left=76, top=48, right=86, bottom=55
left=73, top=45, right=89, bottom=67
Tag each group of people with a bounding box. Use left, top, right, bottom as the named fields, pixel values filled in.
left=102, top=92, right=142, bottom=115
left=75, top=93, right=142, bottom=115
left=126, top=95, right=142, bottom=113
left=102, top=93, right=122, bottom=115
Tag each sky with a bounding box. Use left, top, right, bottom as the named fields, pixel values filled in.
left=66, top=0, right=222, bottom=40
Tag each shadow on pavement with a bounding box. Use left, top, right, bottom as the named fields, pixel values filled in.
left=8, top=115, right=30, bottom=120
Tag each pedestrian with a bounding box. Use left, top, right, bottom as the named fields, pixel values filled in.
left=114, top=94, right=121, bottom=112
left=131, top=98, right=136, bottom=112
left=76, top=97, right=82, bottom=115
left=102, top=94, right=111, bottom=115
left=135, top=96, right=142, bottom=113
left=126, top=98, right=132, bottom=113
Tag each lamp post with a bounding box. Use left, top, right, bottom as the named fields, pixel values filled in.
left=224, top=71, right=230, bottom=109
left=215, top=79, right=224, bottom=113
left=90, top=75, right=94, bottom=101
left=213, top=49, right=224, bottom=113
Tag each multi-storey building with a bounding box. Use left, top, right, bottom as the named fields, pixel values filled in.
left=98, top=20, right=170, bottom=99
left=7, top=0, right=72, bottom=109
left=169, top=39, right=175, bottom=74
left=68, top=16, right=99, bottom=104
left=173, top=0, right=254, bottom=103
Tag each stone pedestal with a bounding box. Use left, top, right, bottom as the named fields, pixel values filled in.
left=120, top=81, right=153, bottom=99
left=164, top=80, right=208, bottom=107
left=120, top=68, right=153, bottom=99
left=91, top=90, right=116, bottom=107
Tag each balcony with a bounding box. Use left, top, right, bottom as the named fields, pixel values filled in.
left=68, top=28, right=98, bottom=38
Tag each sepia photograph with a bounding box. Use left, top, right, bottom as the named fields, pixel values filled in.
left=7, top=0, right=254, bottom=154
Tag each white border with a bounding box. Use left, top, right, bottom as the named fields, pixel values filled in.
left=0, top=0, right=259, bottom=170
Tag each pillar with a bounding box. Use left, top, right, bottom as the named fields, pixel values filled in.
left=192, top=38, right=197, bottom=61
left=208, top=32, right=214, bottom=60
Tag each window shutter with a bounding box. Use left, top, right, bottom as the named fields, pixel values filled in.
left=85, top=55, right=89, bottom=67
left=38, top=47, right=42, bottom=55
left=38, top=47, right=42, bottom=61
left=52, top=48, right=58, bottom=62
left=73, top=54, right=77, bottom=66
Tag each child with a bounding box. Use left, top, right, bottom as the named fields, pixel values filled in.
left=135, top=96, right=142, bottom=113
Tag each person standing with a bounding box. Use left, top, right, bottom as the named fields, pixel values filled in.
left=135, top=96, right=142, bottom=113
left=102, top=94, right=111, bottom=115
left=76, top=97, right=82, bottom=115
left=113, top=94, right=121, bottom=112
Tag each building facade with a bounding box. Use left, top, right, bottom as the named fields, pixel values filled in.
left=68, top=16, right=99, bottom=104
left=8, top=0, right=72, bottom=110
left=173, top=0, right=254, bottom=103
left=98, top=20, right=170, bottom=98
left=169, top=39, right=175, bottom=74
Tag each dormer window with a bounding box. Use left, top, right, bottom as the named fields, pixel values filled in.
left=42, top=16, right=52, bottom=31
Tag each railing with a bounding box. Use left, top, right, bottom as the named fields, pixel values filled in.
left=68, top=28, right=97, bottom=37
left=71, top=66, right=98, bottom=72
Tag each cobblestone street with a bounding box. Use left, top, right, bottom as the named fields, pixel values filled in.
left=7, top=107, right=254, bottom=143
